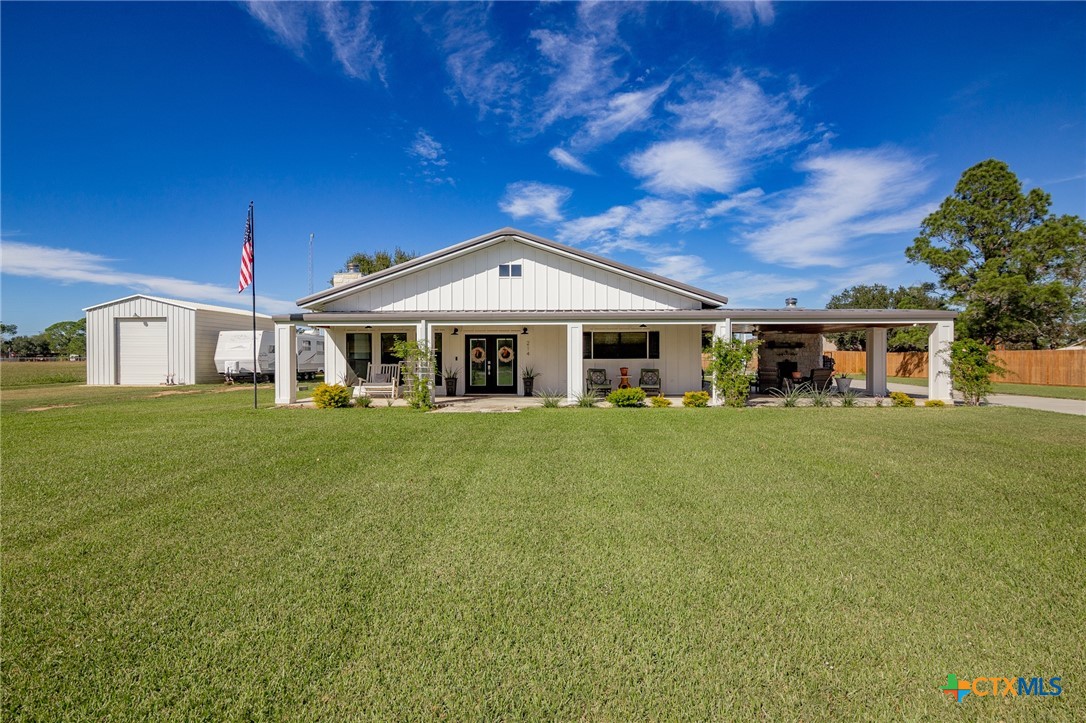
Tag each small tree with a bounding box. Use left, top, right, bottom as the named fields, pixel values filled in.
left=948, top=338, right=1006, bottom=406
left=706, top=337, right=761, bottom=407
left=392, top=339, right=436, bottom=410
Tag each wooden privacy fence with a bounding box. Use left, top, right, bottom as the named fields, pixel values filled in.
left=826, top=349, right=1085, bottom=387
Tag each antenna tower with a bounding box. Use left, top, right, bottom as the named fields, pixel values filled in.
left=308, top=233, right=314, bottom=294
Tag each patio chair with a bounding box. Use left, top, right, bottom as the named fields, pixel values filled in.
left=354, top=363, right=400, bottom=398
left=757, top=370, right=779, bottom=393
left=638, top=368, right=661, bottom=396
left=586, top=368, right=612, bottom=398
left=809, top=368, right=834, bottom=391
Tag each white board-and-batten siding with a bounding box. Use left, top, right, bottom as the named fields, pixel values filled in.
left=86, top=297, right=272, bottom=385
left=321, top=239, right=701, bottom=313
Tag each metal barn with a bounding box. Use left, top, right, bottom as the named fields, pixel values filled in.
left=84, top=295, right=273, bottom=385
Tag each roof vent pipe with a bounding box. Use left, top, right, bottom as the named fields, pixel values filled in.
left=785, top=297, right=798, bottom=308
left=346, top=262, right=360, bottom=274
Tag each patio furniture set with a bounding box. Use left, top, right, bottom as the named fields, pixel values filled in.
left=586, top=367, right=661, bottom=397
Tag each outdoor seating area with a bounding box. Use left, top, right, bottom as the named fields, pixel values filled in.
left=353, top=362, right=400, bottom=399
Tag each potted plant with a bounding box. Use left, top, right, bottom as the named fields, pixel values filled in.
left=521, top=366, right=541, bottom=397
left=443, top=365, right=459, bottom=397
left=835, top=371, right=853, bottom=393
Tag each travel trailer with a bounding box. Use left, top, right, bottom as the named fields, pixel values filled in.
left=214, top=330, right=324, bottom=382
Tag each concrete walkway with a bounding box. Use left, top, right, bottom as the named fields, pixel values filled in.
left=852, top=380, right=1086, bottom=417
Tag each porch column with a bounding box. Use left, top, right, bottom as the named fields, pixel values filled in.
left=416, top=320, right=433, bottom=404
left=274, top=322, right=297, bottom=405
left=865, top=327, right=888, bottom=397
left=566, top=323, right=584, bottom=402
left=710, top=319, right=732, bottom=405
left=927, top=321, right=954, bottom=402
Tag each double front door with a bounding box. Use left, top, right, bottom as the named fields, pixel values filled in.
left=465, top=335, right=517, bottom=394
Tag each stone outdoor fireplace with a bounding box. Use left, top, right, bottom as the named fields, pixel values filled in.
left=757, top=332, right=825, bottom=381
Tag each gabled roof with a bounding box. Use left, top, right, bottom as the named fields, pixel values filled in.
left=83, top=294, right=272, bottom=318
left=297, top=227, right=729, bottom=309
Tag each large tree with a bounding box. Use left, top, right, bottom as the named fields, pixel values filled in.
left=42, top=319, right=86, bottom=357
left=906, top=159, right=1086, bottom=348
left=826, top=283, right=945, bottom=351
left=340, top=247, right=417, bottom=275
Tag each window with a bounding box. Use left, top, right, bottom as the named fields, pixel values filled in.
left=380, top=333, right=406, bottom=366
left=498, top=263, right=522, bottom=278
left=302, top=340, right=311, bottom=350
left=582, top=331, right=660, bottom=359
left=346, top=333, right=372, bottom=378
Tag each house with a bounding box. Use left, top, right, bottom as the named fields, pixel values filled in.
left=272, top=228, right=956, bottom=403
left=85, top=294, right=273, bottom=385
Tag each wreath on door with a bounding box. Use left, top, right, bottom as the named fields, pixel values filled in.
left=471, top=346, right=486, bottom=363
left=498, top=346, right=514, bottom=363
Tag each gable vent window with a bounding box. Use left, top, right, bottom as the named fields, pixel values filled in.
left=499, top=263, right=522, bottom=278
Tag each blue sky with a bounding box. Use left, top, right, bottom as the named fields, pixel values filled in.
left=2, top=1, right=1084, bottom=333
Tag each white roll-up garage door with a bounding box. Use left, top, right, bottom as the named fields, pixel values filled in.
left=116, top=318, right=168, bottom=384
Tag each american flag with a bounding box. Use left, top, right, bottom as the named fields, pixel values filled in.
left=238, top=204, right=254, bottom=293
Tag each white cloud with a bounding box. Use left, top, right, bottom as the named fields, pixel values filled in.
left=245, top=1, right=385, bottom=83
left=409, top=129, right=447, bottom=166
left=557, top=197, right=699, bottom=251
left=439, top=4, right=523, bottom=120
left=318, top=2, right=385, bottom=83
left=739, top=148, right=934, bottom=267
left=626, top=139, right=742, bottom=195
left=549, top=147, right=595, bottom=175
left=244, top=1, right=310, bottom=54
left=649, top=254, right=710, bottom=283
left=568, top=81, right=671, bottom=150
left=667, top=70, right=808, bottom=165
left=707, top=188, right=766, bottom=216
left=0, top=242, right=297, bottom=314
left=499, top=182, right=573, bottom=223
left=719, top=1, right=776, bottom=29
left=530, top=2, right=630, bottom=129
left=707, top=271, right=819, bottom=308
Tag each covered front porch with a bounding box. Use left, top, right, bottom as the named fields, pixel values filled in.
left=271, top=309, right=956, bottom=405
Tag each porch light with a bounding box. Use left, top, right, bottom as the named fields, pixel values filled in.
left=452, top=327, right=459, bottom=335
left=639, top=324, right=647, bottom=328
left=522, top=327, right=529, bottom=335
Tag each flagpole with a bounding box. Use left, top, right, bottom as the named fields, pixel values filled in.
left=249, top=202, right=257, bottom=410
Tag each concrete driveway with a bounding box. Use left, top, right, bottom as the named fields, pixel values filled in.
left=852, top=380, right=1086, bottom=417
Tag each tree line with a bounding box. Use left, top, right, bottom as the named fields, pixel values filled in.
left=827, top=159, right=1085, bottom=351
left=1, top=320, right=86, bottom=358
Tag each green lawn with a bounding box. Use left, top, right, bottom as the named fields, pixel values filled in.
left=852, top=373, right=1086, bottom=400
left=3, top=384, right=1084, bottom=719
left=0, top=360, right=86, bottom=388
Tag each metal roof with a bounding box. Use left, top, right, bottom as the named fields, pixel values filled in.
left=83, top=294, right=273, bottom=318
left=296, top=227, right=730, bottom=309
left=273, top=308, right=957, bottom=327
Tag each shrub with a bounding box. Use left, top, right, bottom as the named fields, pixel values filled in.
left=807, top=386, right=833, bottom=407
left=573, top=390, right=598, bottom=408
left=705, top=337, right=761, bottom=407
left=607, top=387, right=647, bottom=407
left=312, top=383, right=352, bottom=409
left=682, top=391, right=710, bottom=407
left=839, top=389, right=860, bottom=407
left=770, top=383, right=806, bottom=407
left=948, top=338, right=1006, bottom=406
left=354, top=394, right=373, bottom=408
left=890, top=391, right=915, bottom=407
left=536, top=389, right=564, bottom=408
left=924, top=399, right=947, bottom=407
left=650, top=395, right=672, bottom=408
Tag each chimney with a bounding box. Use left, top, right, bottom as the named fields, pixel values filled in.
left=332, top=263, right=363, bottom=287
left=785, top=297, right=798, bottom=308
